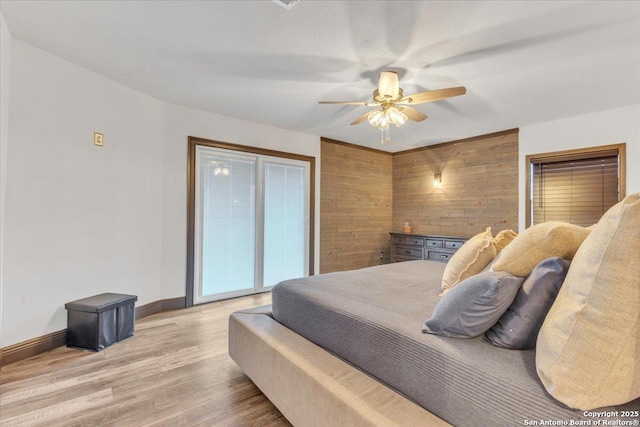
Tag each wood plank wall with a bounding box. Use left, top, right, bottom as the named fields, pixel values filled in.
left=320, top=138, right=393, bottom=273
left=392, top=129, right=519, bottom=238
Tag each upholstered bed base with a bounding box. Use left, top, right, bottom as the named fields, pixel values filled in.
left=229, top=305, right=451, bottom=427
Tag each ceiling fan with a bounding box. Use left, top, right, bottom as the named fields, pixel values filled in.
left=319, top=71, right=466, bottom=144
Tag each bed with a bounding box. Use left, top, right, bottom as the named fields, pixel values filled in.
left=229, top=260, right=638, bottom=426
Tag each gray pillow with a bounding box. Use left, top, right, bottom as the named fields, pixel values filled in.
left=423, top=271, right=525, bottom=338
left=484, top=257, right=570, bottom=350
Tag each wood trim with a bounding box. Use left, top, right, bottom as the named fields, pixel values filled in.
left=0, top=330, right=67, bottom=367
left=135, top=297, right=186, bottom=320
left=524, top=143, right=626, bottom=227
left=393, top=128, right=519, bottom=156
left=189, top=136, right=317, bottom=164
left=620, top=143, right=627, bottom=201
left=527, top=143, right=626, bottom=164
left=186, top=139, right=197, bottom=307
left=320, top=137, right=392, bottom=156
left=0, top=297, right=187, bottom=367
left=186, top=136, right=316, bottom=307
left=309, top=159, right=316, bottom=276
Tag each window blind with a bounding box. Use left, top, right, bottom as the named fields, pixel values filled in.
left=531, top=155, right=619, bottom=227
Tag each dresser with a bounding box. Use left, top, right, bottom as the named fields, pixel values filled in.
left=389, top=233, right=467, bottom=263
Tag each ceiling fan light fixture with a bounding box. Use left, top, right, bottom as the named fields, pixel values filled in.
left=211, top=161, right=231, bottom=176
left=378, top=71, right=400, bottom=98
left=214, top=166, right=230, bottom=176
left=368, top=109, right=385, bottom=127
left=387, top=107, right=408, bottom=127
left=319, top=70, right=466, bottom=144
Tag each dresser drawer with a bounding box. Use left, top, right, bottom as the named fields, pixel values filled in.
left=392, top=236, right=424, bottom=246
left=425, top=239, right=443, bottom=249
left=389, top=232, right=467, bottom=264
left=444, top=240, right=465, bottom=250
left=394, top=246, right=423, bottom=259
left=427, top=251, right=453, bottom=262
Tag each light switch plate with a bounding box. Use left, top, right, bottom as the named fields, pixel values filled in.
left=94, top=132, right=103, bottom=147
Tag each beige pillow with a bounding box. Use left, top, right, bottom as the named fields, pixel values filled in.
left=494, top=229, right=517, bottom=253
left=536, top=193, right=640, bottom=410
left=441, top=227, right=497, bottom=295
left=491, top=222, right=590, bottom=277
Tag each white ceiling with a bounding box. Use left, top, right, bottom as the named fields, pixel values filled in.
left=2, top=1, right=639, bottom=152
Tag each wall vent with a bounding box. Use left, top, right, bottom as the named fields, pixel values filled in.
left=272, top=0, right=299, bottom=10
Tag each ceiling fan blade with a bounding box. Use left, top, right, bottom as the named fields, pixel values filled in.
left=400, top=106, right=428, bottom=122
left=400, top=86, right=466, bottom=105
left=318, top=100, right=378, bottom=106
left=378, top=71, right=400, bottom=98
left=350, top=111, right=372, bottom=125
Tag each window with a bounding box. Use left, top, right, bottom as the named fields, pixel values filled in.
left=187, top=137, right=315, bottom=306
left=526, top=144, right=625, bottom=227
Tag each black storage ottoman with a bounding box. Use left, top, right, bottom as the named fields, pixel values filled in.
left=65, top=293, right=138, bottom=351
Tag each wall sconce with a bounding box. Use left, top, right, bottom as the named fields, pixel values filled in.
left=434, top=173, right=442, bottom=187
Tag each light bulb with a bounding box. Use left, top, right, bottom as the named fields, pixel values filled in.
left=377, top=117, right=389, bottom=130
left=387, top=107, right=408, bottom=127
left=368, top=110, right=385, bottom=127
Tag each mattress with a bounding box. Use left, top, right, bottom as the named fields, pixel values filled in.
left=272, top=260, right=637, bottom=426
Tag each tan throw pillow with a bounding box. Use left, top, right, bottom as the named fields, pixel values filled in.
left=441, top=227, right=497, bottom=295
left=536, top=193, right=640, bottom=410
left=494, top=229, right=517, bottom=253
left=491, top=222, right=590, bottom=277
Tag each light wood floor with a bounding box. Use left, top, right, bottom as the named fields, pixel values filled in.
left=0, top=293, right=291, bottom=427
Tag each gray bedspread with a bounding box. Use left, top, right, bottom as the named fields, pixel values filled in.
left=272, top=260, right=638, bottom=426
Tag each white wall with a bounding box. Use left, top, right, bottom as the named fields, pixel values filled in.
left=2, top=38, right=321, bottom=347
left=0, top=10, right=12, bottom=348
left=3, top=40, right=165, bottom=346
left=160, top=104, right=321, bottom=300
left=518, top=104, right=640, bottom=231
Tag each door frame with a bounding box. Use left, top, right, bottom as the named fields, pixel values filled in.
left=186, top=136, right=315, bottom=307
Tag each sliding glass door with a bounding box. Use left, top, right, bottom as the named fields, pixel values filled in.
left=196, top=150, right=256, bottom=300
left=263, top=161, right=307, bottom=287
left=193, top=146, right=310, bottom=304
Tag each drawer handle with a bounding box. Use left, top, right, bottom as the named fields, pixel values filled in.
left=440, top=254, right=449, bottom=258
left=404, top=251, right=412, bottom=254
